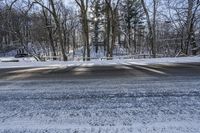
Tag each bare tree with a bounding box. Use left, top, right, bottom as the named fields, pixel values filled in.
left=185, top=0, right=200, bottom=55
left=141, top=0, right=158, bottom=58
left=104, top=0, right=120, bottom=58
left=75, top=0, right=90, bottom=61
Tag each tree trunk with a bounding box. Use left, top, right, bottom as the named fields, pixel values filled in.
left=105, top=5, right=111, bottom=58
left=185, top=0, right=197, bottom=55
left=49, top=0, right=67, bottom=61
left=42, top=9, right=57, bottom=60
left=73, top=29, right=76, bottom=59
left=141, top=0, right=156, bottom=58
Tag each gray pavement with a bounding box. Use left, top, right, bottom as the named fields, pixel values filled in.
left=0, top=62, right=200, bottom=80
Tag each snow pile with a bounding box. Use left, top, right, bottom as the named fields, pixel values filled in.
left=127, top=56, right=200, bottom=65
left=0, top=50, right=17, bottom=57
left=0, top=57, right=36, bottom=62
left=0, top=56, right=200, bottom=69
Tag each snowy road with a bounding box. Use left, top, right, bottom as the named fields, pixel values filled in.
left=0, top=63, right=200, bottom=133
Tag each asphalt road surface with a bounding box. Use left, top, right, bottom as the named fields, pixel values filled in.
left=0, top=63, right=200, bottom=133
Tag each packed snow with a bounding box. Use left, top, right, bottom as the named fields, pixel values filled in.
left=0, top=77, right=200, bottom=133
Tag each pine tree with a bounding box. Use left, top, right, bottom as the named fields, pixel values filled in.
left=120, top=0, right=143, bottom=53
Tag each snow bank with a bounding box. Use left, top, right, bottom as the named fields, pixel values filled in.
left=0, top=56, right=200, bottom=69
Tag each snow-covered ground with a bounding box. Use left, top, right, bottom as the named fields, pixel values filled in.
left=0, top=76, right=200, bottom=133
left=0, top=56, right=200, bottom=133
left=0, top=56, right=200, bottom=69
left=68, top=45, right=129, bottom=60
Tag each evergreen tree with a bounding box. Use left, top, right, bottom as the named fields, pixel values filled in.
left=120, top=0, right=143, bottom=53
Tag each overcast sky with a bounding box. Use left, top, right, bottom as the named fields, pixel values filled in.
left=65, top=0, right=75, bottom=6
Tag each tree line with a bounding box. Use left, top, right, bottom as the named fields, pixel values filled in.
left=0, top=0, right=200, bottom=61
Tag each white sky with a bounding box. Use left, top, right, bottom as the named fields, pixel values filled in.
left=65, top=0, right=75, bottom=6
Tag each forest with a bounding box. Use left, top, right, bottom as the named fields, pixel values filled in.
left=0, top=0, right=200, bottom=61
